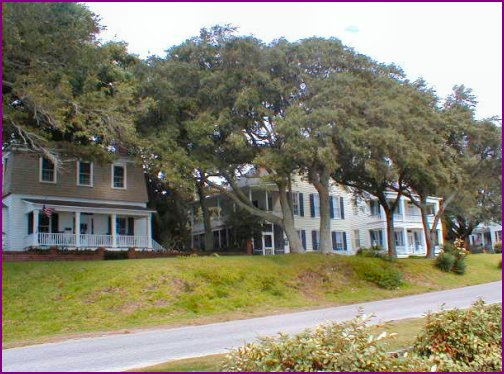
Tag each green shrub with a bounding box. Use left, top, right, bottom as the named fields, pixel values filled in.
left=452, top=257, right=466, bottom=274
left=413, top=300, right=502, bottom=372
left=434, top=252, right=455, bottom=272
left=222, top=313, right=432, bottom=372
left=352, top=261, right=403, bottom=289
left=356, top=246, right=384, bottom=257
left=493, top=241, right=502, bottom=254
left=104, top=250, right=128, bottom=260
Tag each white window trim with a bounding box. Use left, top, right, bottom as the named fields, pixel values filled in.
left=76, top=161, right=94, bottom=187
left=39, top=157, right=57, bottom=184
left=111, top=162, right=127, bottom=189
left=292, top=192, right=299, bottom=216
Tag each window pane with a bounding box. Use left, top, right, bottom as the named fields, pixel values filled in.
left=113, top=165, right=125, bottom=187
left=41, top=158, right=55, bottom=181
left=79, top=162, right=91, bottom=185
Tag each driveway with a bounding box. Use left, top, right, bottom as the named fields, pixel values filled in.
left=2, top=281, right=501, bottom=372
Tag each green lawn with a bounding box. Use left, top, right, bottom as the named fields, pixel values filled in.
left=131, top=317, right=428, bottom=372
left=2, top=253, right=501, bottom=346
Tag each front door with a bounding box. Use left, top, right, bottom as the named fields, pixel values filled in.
left=262, top=224, right=274, bottom=255
left=407, top=231, right=414, bottom=251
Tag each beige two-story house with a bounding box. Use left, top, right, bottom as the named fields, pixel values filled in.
left=2, top=145, right=163, bottom=251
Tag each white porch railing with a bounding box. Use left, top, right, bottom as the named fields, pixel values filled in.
left=80, top=234, right=112, bottom=247
left=396, top=244, right=425, bottom=256
left=38, top=233, right=76, bottom=247
left=117, top=235, right=148, bottom=248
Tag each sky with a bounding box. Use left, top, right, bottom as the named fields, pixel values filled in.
left=85, top=2, right=502, bottom=120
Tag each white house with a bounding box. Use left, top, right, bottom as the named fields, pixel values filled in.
left=468, top=223, right=502, bottom=250
left=190, top=172, right=444, bottom=257
left=2, top=145, right=164, bottom=251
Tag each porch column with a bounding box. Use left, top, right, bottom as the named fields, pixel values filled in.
left=265, top=190, right=269, bottom=210
left=403, top=228, right=408, bottom=253
left=146, top=214, right=152, bottom=248
left=401, top=199, right=406, bottom=220
left=75, top=212, right=81, bottom=248
left=421, top=230, right=427, bottom=252
left=111, top=213, right=117, bottom=248
left=382, top=227, right=388, bottom=251
left=33, top=209, right=39, bottom=246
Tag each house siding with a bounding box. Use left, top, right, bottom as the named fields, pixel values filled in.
left=4, top=151, right=148, bottom=203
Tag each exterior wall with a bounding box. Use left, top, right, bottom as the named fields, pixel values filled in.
left=2, top=206, right=8, bottom=248
left=3, top=150, right=148, bottom=203
left=190, top=174, right=444, bottom=256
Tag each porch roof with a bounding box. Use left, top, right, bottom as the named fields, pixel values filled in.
left=23, top=199, right=156, bottom=213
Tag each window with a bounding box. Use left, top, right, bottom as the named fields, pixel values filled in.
left=40, top=157, right=56, bottom=183
left=27, top=212, right=33, bottom=234
left=394, top=231, right=404, bottom=246
left=370, top=230, right=384, bottom=247
left=297, top=230, right=307, bottom=250
left=369, top=200, right=381, bottom=216
left=77, top=161, right=93, bottom=186
left=354, top=229, right=361, bottom=248
left=311, top=230, right=320, bottom=250
left=330, top=196, right=344, bottom=219
left=112, top=163, right=126, bottom=189
left=116, top=217, right=134, bottom=235
left=310, top=193, right=320, bottom=217
left=425, top=204, right=436, bottom=215
left=496, top=230, right=502, bottom=242
left=292, top=192, right=299, bottom=215
left=332, top=231, right=346, bottom=251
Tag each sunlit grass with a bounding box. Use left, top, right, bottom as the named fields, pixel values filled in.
left=2, top=253, right=501, bottom=346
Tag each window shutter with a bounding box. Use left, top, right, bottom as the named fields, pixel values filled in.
left=343, top=232, right=348, bottom=250
left=28, top=212, right=33, bottom=234
left=329, top=196, right=335, bottom=219
left=309, top=194, right=315, bottom=217
left=301, top=230, right=306, bottom=250
left=340, top=197, right=345, bottom=219
left=127, top=217, right=134, bottom=235
left=332, top=231, right=336, bottom=250
left=379, top=230, right=384, bottom=247
left=51, top=213, right=59, bottom=233
left=299, top=193, right=304, bottom=217
left=312, top=230, right=317, bottom=250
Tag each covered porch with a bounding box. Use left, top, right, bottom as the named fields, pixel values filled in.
left=23, top=199, right=157, bottom=250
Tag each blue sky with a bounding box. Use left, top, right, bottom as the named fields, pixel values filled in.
left=86, top=2, right=502, bottom=120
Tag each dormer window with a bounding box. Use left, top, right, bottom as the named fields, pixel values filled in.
left=77, top=161, right=93, bottom=187
left=112, top=163, right=126, bottom=189
left=40, top=157, right=56, bottom=183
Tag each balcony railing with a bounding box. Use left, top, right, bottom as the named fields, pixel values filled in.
left=32, top=233, right=151, bottom=249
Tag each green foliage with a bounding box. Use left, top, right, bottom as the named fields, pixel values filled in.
left=224, top=208, right=264, bottom=250
left=493, top=241, right=502, bottom=254
left=352, top=259, right=403, bottom=289
left=224, top=301, right=502, bottom=372
left=103, top=250, right=128, bottom=260
left=414, top=300, right=502, bottom=372
left=222, top=313, right=432, bottom=372
left=435, top=252, right=455, bottom=272
left=355, top=246, right=385, bottom=257
left=452, top=257, right=467, bottom=274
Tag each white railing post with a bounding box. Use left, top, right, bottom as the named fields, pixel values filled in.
left=403, top=228, right=409, bottom=254
left=33, top=209, right=39, bottom=247
left=111, top=214, right=117, bottom=248
left=75, top=212, right=81, bottom=248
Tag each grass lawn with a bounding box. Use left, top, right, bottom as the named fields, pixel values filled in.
left=2, top=253, right=501, bottom=346
left=130, top=317, right=428, bottom=372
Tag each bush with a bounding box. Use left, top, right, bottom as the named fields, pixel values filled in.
left=493, top=241, right=502, bottom=254
left=222, top=313, right=432, bottom=372
left=356, top=246, right=384, bottom=257
left=352, top=260, right=403, bottom=289
left=104, top=250, right=128, bottom=260
left=452, top=257, right=466, bottom=274
left=435, top=252, right=455, bottom=272
left=413, top=300, right=502, bottom=372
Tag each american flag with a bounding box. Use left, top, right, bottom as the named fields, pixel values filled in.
left=42, top=205, right=55, bottom=217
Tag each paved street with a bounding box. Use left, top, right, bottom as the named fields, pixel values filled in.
left=2, top=281, right=501, bottom=372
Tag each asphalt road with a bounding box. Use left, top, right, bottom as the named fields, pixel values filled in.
left=2, top=281, right=501, bottom=372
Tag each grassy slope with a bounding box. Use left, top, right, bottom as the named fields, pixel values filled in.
left=131, top=318, right=428, bottom=372
left=2, top=253, right=501, bottom=345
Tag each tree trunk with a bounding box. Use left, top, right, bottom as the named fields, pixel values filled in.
left=313, top=172, right=332, bottom=254
left=196, top=181, right=214, bottom=251
left=420, top=204, right=435, bottom=258
left=278, top=187, right=304, bottom=253
left=384, top=209, right=397, bottom=257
